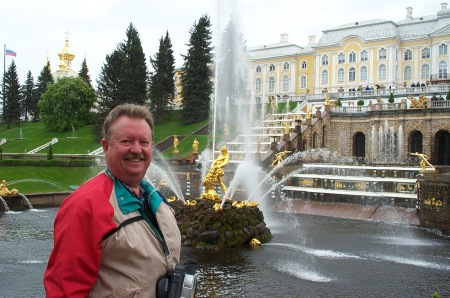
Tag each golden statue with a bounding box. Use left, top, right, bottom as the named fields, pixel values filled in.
left=192, top=139, right=199, bottom=153
left=325, top=93, right=330, bottom=105
left=409, top=95, right=427, bottom=109
left=201, top=146, right=229, bottom=200
left=306, top=105, right=312, bottom=119
left=173, top=135, right=179, bottom=153
left=0, top=180, right=18, bottom=196
left=410, top=152, right=435, bottom=174
left=271, top=150, right=292, bottom=166
left=284, top=122, right=290, bottom=135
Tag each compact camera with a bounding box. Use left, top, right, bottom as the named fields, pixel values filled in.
left=156, top=262, right=198, bottom=298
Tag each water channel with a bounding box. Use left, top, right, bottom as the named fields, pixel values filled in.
left=1, top=207, right=449, bottom=297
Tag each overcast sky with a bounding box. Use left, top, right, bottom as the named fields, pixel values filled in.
left=1, top=0, right=441, bottom=85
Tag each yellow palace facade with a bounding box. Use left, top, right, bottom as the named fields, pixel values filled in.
left=246, top=3, right=450, bottom=104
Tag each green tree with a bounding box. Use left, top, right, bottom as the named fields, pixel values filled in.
left=21, top=71, right=35, bottom=122
left=149, top=31, right=176, bottom=123
left=446, top=89, right=450, bottom=100
left=39, top=77, right=96, bottom=132
left=33, top=60, right=54, bottom=121
left=388, top=92, right=395, bottom=103
left=95, top=23, right=148, bottom=140
left=180, top=15, right=214, bottom=125
left=2, top=61, right=22, bottom=128
left=78, top=57, right=93, bottom=89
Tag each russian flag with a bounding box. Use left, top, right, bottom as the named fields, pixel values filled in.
left=5, top=49, right=16, bottom=57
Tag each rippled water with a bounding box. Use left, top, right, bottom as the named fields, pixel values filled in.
left=1, top=208, right=450, bottom=297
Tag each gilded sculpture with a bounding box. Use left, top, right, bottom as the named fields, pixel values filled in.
left=271, top=150, right=292, bottom=166
left=0, top=180, right=18, bottom=196
left=408, top=95, right=427, bottom=109
left=201, top=146, right=229, bottom=201
left=410, top=152, right=435, bottom=174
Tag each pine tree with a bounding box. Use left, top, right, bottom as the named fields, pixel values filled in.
left=94, top=23, right=149, bottom=141
left=2, top=61, right=22, bottom=128
left=78, top=58, right=93, bottom=89
left=21, top=71, right=34, bottom=122
left=149, top=31, right=175, bottom=123
left=180, top=15, right=214, bottom=125
left=388, top=92, right=395, bottom=103
left=33, top=61, right=54, bottom=121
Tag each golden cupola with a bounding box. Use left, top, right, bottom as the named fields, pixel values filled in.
left=54, top=31, right=77, bottom=79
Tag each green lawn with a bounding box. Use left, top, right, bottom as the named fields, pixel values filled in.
left=0, top=110, right=210, bottom=194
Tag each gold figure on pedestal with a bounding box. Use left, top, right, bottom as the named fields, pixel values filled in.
left=306, top=105, right=312, bottom=119
left=201, top=146, right=229, bottom=201
left=173, top=135, right=179, bottom=153
left=0, top=180, right=18, bottom=196
left=271, top=150, right=292, bottom=166
left=325, top=93, right=331, bottom=105
left=284, top=122, right=290, bottom=135
left=410, top=152, right=435, bottom=174
left=192, top=139, right=199, bottom=153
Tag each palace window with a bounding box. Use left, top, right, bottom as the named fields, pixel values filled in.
left=269, top=64, right=275, bottom=72
left=301, top=60, right=307, bottom=69
left=322, top=55, right=329, bottom=66
left=439, top=61, right=448, bottom=78
left=349, top=67, right=356, bottom=81
left=421, top=48, right=430, bottom=59
left=338, top=52, right=345, bottom=64
left=378, top=64, right=386, bottom=79
left=255, top=78, right=262, bottom=92
left=360, top=66, right=368, bottom=80
left=404, top=66, right=412, bottom=80
left=338, top=68, right=345, bottom=82
left=282, top=75, right=290, bottom=90
left=283, top=62, right=290, bottom=71
left=256, top=65, right=261, bottom=73
left=421, top=64, right=430, bottom=80
left=361, top=50, right=368, bottom=61
left=404, top=49, right=412, bottom=61
left=300, top=75, right=307, bottom=88
left=379, top=48, right=387, bottom=60
left=321, top=70, right=328, bottom=84
left=269, top=77, right=275, bottom=91
left=349, top=51, right=356, bottom=63
left=439, top=44, right=448, bottom=56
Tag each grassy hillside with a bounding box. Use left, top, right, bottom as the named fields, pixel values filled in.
left=0, top=110, right=210, bottom=194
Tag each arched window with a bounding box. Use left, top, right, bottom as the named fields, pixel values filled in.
left=269, top=64, right=275, bottom=72
left=282, top=75, right=290, bottom=90
left=361, top=50, right=368, bottom=61
left=439, top=44, right=448, bottom=56
left=404, top=49, right=412, bottom=61
left=283, top=62, right=290, bottom=71
left=349, top=51, right=356, bottom=62
left=404, top=66, right=412, bottom=80
left=255, top=78, right=262, bottom=92
left=338, top=52, right=345, bottom=63
left=421, top=64, right=430, bottom=80
left=353, top=132, right=365, bottom=159
left=313, top=132, right=318, bottom=149
left=378, top=64, right=386, bottom=79
left=256, top=65, right=261, bottom=73
left=379, top=48, right=387, bottom=59
left=421, top=48, right=430, bottom=59
left=301, top=61, right=307, bottom=69
left=322, top=55, right=329, bottom=66
left=300, top=75, right=307, bottom=88
left=321, top=70, right=328, bottom=84
left=349, top=67, right=356, bottom=81
left=360, top=66, right=368, bottom=80
left=338, top=68, right=345, bottom=82
left=269, top=77, right=275, bottom=91
left=439, top=61, right=448, bottom=79
left=410, top=131, right=423, bottom=153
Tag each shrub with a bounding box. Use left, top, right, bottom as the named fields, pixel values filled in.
left=47, top=144, right=54, bottom=160
left=357, top=99, right=364, bottom=106
left=388, top=92, right=395, bottom=103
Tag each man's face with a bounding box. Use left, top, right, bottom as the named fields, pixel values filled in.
left=101, top=116, right=152, bottom=187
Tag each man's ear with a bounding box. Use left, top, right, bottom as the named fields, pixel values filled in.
left=101, top=139, right=108, bottom=156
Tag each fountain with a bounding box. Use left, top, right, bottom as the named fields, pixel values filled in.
left=0, top=180, right=33, bottom=211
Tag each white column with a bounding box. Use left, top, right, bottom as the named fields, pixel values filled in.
left=314, top=53, right=321, bottom=94
left=413, top=46, right=419, bottom=82
left=431, top=42, right=439, bottom=75
left=331, top=51, right=337, bottom=90
left=369, top=47, right=374, bottom=85
left=388, top=45, right=396, bottom=85
left=290, top=60, right=296, bottom=94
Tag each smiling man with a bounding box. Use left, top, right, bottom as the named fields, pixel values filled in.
left=44, top=103, right=181, bottom=297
